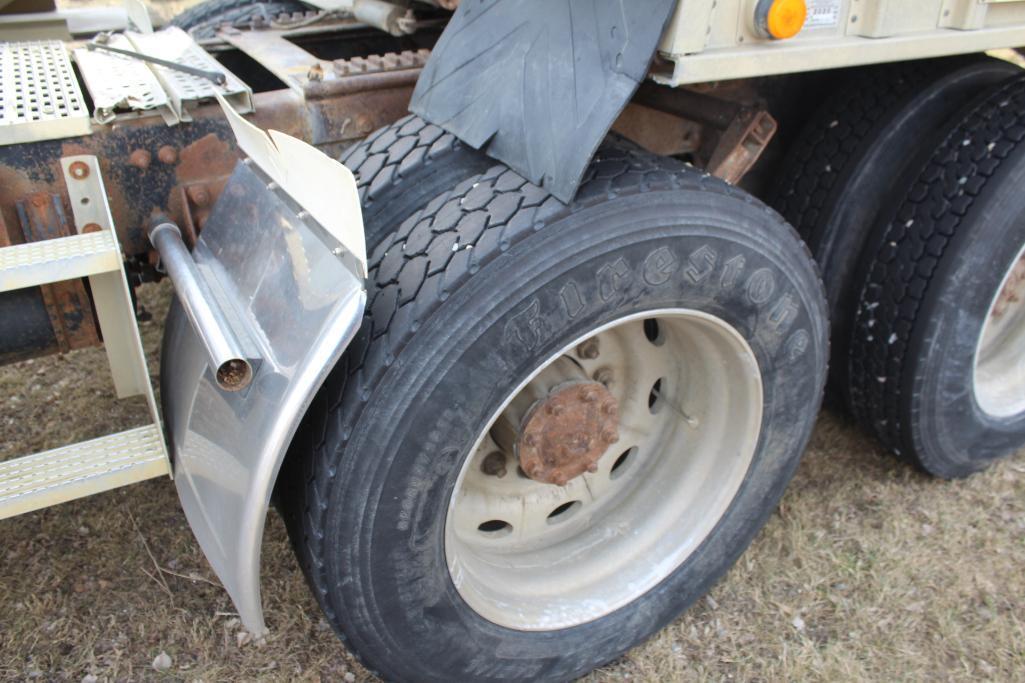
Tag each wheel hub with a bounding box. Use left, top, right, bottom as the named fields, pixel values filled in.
left=516, top=380, right=619, bottom=486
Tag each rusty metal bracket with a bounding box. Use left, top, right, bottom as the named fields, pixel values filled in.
left=634, top=82, right=778, bottom=184
left=15, top=192, right=100, bottom=354
left=706, top=108, right=778, bottom=185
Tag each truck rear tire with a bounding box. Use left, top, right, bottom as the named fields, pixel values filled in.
left=284, top=142, right=828, bottom=680
left=847, top=75, right=1025, bottom=478
left=771, top=57, right=1018, bottom=397
left=340, top=114, right=492, bottom=250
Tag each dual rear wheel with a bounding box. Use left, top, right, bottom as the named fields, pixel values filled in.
left=774, top=59, right=1025, bottom=477
left=283, top=142, right=828, bottom=680
left=283, top=53, right=1025, bottom=682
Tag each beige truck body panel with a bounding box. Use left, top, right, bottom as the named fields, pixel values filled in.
left=657, top=0, right=1025, bottom=85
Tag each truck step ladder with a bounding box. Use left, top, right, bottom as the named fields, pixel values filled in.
left=0, top=155, right=170, bottom=521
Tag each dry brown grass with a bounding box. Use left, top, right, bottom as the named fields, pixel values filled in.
left=2, top=283, right=1024, bottom=682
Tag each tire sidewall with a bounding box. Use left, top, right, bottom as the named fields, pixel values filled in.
left=322, top=189, right=827, bottom=680
left=907, top=156, right=1025, bottom=476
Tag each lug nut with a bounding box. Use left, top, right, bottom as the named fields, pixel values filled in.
left=576, top=338, right=600, bottom=360
left=128, top=149, right=151, bottom=170
left=480, top=451, right=507, bottom=478
left=157, top=145, right=177, bottom=164
left=593, top=367, right=614, bottom=385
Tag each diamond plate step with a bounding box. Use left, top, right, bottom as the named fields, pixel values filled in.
left=0, top=231, right=121, bottom=293
left=0, top=41, right=91, bottom=145
left=0, top=425, right=170, bottom=520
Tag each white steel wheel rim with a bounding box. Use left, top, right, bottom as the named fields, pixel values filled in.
left=974, top=243, right=1025, bottom=419
left=444, top=309, right=764, bottom=631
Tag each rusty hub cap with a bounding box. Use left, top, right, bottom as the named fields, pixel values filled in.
left=516, top=381, right=619, bottom=486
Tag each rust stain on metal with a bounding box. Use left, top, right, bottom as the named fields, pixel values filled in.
left=68, top=160, right=90, bottom=180
left=81, top=222, right=102, bottom=233
left=517, top=381, right=620, bottom=486
left=169, top=135, right=239, bottom=240
left=15, top=192, right=101, bottom=354
left=176, top=135, right=237, bottom=184
left=128, top=149, right=152, bottom=170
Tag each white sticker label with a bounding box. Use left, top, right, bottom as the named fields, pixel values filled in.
left=806, top=0, right=841, bottom=28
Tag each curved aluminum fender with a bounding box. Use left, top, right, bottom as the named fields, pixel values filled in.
left=161, top=105, right=365, bottom=635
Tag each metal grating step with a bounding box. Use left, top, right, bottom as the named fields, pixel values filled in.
left=0, top=40, right=91, bottom=145
left=0, top=424, right=170, bottom=520
left=0, top=230, right=121, bottom=292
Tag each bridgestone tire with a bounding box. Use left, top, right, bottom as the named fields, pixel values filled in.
left=771, top=57, right=1018, bottom=395
left=170, top=0, right=311, bottom=40
left=340, top=114, right=492, bottom=250
left=847, top=75, right=1025, bottom=479
left=283, top=142, right=828, bottom=681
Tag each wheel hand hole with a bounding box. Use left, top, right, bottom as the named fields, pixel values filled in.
left=644, top=318, right=664, bottom=346
left=649, top=378, right=665, bottom=413
left=610, top=447, right=636, bottom=479
left=546, top=500, right=581, bottom=525
left=477, top=520, right=512, bottom=537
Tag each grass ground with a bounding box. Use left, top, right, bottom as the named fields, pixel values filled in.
left=2, top=284, right=1024, bottom=682
left=4, top=4, right=1024, bottom=680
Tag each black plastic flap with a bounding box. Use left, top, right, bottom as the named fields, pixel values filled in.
left=410, top=0, right=677, bottom=202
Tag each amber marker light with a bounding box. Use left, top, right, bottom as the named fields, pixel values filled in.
left=757, top=0, right=808, bottom=40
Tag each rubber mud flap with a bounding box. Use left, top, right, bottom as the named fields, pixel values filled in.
left=409, top=0, right=677, bottom=203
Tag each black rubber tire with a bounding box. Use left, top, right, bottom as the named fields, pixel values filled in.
left=847, top=74, right=1025, bottom=479
left=340, top=113, right=492, bottom=251
left=170, top=0, right=311, bottom=40
left=283, top=142, right=829, bottom=681
left=770, top=56, right=1019, bottom=396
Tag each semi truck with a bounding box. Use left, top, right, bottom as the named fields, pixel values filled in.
left=1, top=0, right=1023, bottom=679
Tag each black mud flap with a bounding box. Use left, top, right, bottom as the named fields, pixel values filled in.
left=409, top=0, right=677, bottom=203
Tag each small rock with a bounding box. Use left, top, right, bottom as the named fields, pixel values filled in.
left=82, top=675, right=98, bottom=683
left=236, top=630, right=252, bottom=648
left=344, top=673, right=356, bottom=682
left=152, top=651, right=172, bottom=672
left=791, top=616, right=806, bottom=632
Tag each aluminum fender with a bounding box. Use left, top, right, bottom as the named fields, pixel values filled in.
left=161, top=158, right=365, bottom=636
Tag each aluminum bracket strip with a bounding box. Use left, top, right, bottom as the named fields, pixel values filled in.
left=126, top=27, right=253, bottom=122
left=0, top=40, right=91, bottom=145
left=73, top=33, right=174, bottom=125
